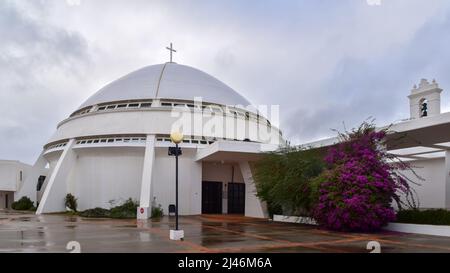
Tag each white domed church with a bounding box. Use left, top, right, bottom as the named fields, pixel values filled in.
left=13, top=61, right=283, bottom=219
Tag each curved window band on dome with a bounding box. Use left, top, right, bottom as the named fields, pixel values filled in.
left=43, top=134, right=256, bottom=153
left=68, top=99, right=273, bottom=127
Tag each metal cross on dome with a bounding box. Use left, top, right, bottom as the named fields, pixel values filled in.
left=166, top=43, right=177, bottom=63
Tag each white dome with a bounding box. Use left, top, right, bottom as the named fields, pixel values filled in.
left=78, top=63, right=251, bottom=110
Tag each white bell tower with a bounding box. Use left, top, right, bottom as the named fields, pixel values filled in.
left=408, top=79, right=443, bottom=119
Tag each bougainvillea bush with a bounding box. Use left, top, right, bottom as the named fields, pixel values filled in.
left=313, top=121, right=418, bottom=232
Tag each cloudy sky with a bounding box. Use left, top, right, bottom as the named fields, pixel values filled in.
left=2, top=0, right=450, bottom=164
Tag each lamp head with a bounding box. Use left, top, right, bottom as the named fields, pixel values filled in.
left=170, top=131, right=184, bottom=144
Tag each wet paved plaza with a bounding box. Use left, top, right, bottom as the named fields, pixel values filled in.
left=1, top=210, right=450, bottom=253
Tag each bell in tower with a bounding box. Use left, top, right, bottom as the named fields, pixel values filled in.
left=408, top=79, right=442, bottom=119
left=420, top=100, right=428, bottom=117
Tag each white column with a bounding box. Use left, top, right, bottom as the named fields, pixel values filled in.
left=137, top=135, right=156, bottom=219
left=14, top=151, right=48, bottom=205
left=239, top=161, right=268, bottom=218
left=445, top=151, right=450, bottom=209
left=36, top=139, right=76, bottom=214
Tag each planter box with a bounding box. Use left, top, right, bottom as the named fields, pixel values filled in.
left=384, top=222, right=450, bottom=237
left=273, top=215, right=317, bottom=225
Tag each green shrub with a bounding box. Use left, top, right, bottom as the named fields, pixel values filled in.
left=79, top=198, right=139, bottom=219
left=65, top=193, right=78, bottom=212
left=254, top=147, right=324, bottom=216
left=11, top=196, right=35, bottom=211
left=396, top=209, right=450, bottom=226
left=109, top=198, right=139, bottom=219
left=79, top=207, right=111, bottom=218
left=151, top=204, right=164, bottom=218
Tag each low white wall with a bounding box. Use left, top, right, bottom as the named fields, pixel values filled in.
left=273, top=215, right=450, bottom=237
left=273, top=215, right=317, bottom=225
left=384, top=222, right=450, bottom=237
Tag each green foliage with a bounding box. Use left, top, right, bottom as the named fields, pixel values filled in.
left=64, top=193, right=78, bottom=212
left=11, top=196, right=35, bottom=211
left=151, top=204, right=164, bottom=218
left=79, top=198, right=138, bottom=219
left=109, top=198, right=139, bottom=219
left=79, top=207, right=111, bottom=218
left=396, top=209, right=450, bottom=226
left=254, top=147, right=324, bottom=216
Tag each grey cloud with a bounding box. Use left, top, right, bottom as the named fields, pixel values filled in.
left=0, top=1, right=91, bottom=164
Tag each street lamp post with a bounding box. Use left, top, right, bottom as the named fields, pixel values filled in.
left=169, top=131, right=184, bottom=240
left=175, top=141, right=179, bottom=230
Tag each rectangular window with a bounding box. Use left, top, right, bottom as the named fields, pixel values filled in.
left=161, top=102, right=172, bottom=107
left=140, top=103, right=152, bottom=108
left=20, top=171, right=23, bottom=181
left=93, top=140, right=99, bottom=143
left=107, top=105, right=116, bottom=110
left=98, top=106, right=106, bottom=111
left=128, top=103, right=139, bottom=108
left=117, top=104, right=127, bottom=108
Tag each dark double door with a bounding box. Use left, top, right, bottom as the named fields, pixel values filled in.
left=227, top=183, right=245, bottom=214
left=201, top=181, right=245, bottom=215
left=202, top=181, right=223, bottom=214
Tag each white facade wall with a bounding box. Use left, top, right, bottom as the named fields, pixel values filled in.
left=70, top=147, right=145, bottom=210
left=399, top=158, right=446, bottom=209
left=152, top=148, right=202, bottom=215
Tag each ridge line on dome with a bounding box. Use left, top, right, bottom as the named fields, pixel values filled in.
left=155, top=62, right=169, bottom=98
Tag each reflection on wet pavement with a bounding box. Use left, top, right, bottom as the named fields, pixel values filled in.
left=0, top=211, right=450, bottom=253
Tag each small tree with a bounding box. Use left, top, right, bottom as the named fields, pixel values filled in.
left=313, top=121, right=419, bottom=232
left=254, top=147, right=324, bottom=216
left=65, top=193, right=78, bottom=212
left=11, top=196, right=35, bottom=211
